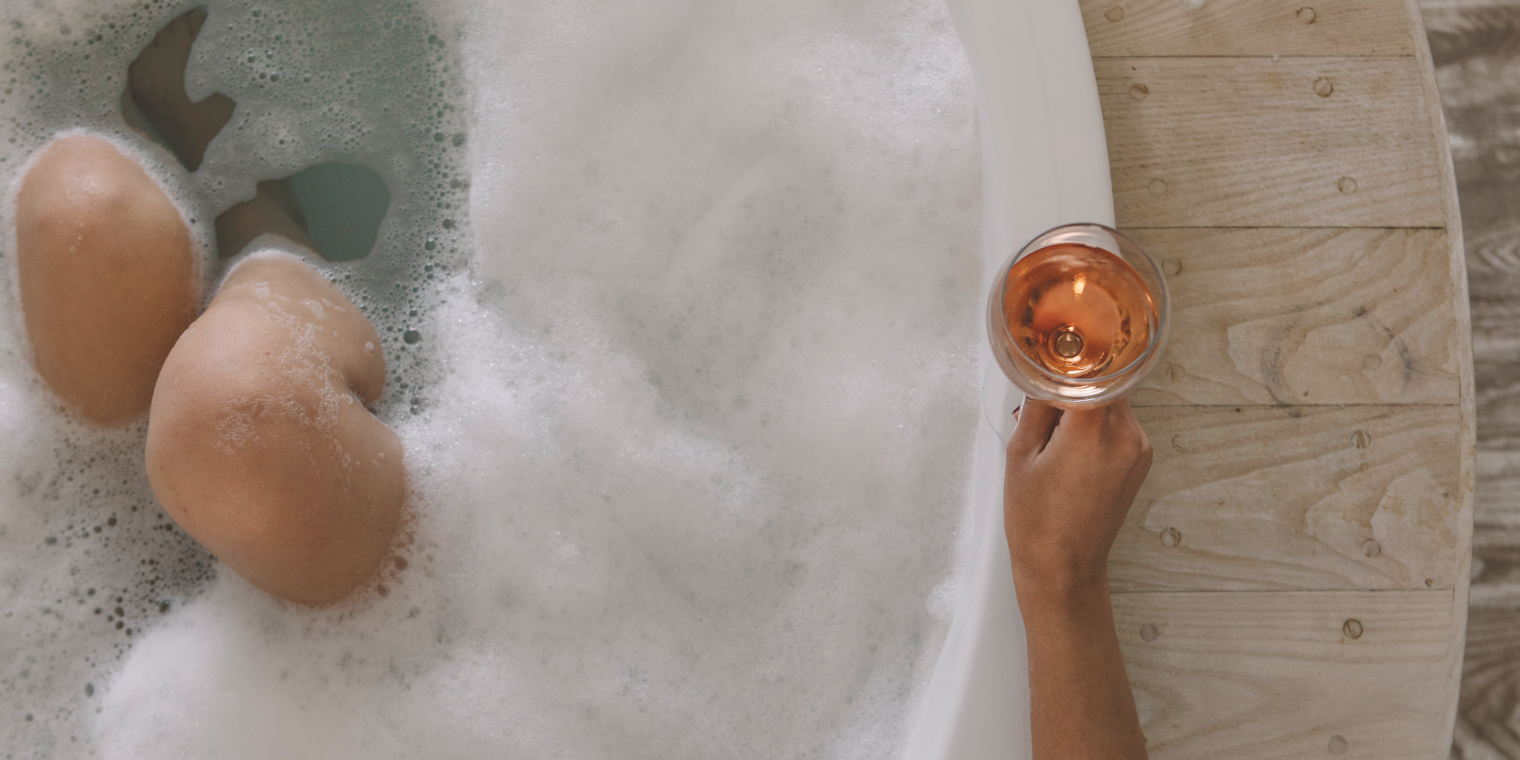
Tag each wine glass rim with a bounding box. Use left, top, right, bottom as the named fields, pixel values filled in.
left=994, top=222, right=1171, bottom=390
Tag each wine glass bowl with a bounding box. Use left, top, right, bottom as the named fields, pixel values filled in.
left=986, top=223, right=1169, bottom=411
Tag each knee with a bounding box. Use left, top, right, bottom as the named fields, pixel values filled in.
left=146, top=303, right=406, bottom=605
left=16, top=135, right=197, bottom=425
left=18, top=136, right=171, bottom=234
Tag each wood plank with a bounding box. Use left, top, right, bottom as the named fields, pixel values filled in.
left=1081, top=0, right=1416, bottom=58
left=1125, top=227, right=1463, bottom=406
left=1404, top=2, right=1475, bottom=753
left=1111, top=405, right=1464, bottom=592
left=1468, top=537, right=1520, bottom=608
left=1097, top=57, right=1445, bottom=227
left=1448, top=607, right=1520, bottom=757
left=1113, top=590, right=1452, bottom=759
left=1475, top=450, right=1520, bottom=531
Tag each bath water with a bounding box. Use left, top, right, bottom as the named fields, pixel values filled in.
left=0, top=0, right=983, bottom=757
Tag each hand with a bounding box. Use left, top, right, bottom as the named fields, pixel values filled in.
left=1003, top=398, right=1152, bottom=605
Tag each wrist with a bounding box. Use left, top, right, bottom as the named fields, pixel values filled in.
left=1012, top=562, right=1112, bottom=621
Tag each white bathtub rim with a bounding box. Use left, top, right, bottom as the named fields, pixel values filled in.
left=902, top=0, right=1113, bottom=757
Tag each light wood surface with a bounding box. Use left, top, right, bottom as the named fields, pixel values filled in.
left=1098, top=57, right=1444, bottom=228
left=1126, top=227, right=1462, bottom=406
left=1414, top=2, right=1520, bottom=755
left=1115, top=404, right=1463, bottom=592
left=1450, top=607, right=1520, bottom=754
left=1114, top=591, right=1453, bottom=759
left=1077, top=0, right=1474, bottom=756
left=1083, top=0, right=1417, bottom=57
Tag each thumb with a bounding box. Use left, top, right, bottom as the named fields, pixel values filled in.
left=1009, top=398, right=1062, bottom=457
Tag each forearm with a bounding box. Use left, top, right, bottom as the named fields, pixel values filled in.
left=1016, top=572, right=1148, bottom=760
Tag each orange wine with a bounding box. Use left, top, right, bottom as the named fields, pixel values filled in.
left=1001, top=243, right=1155, bottom=380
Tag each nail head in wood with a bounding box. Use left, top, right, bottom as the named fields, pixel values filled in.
left=1297, top=7, right=1317, bottom=24
left=1105, top=5, right=1124, bottom=22
left=1161, top=527, right=1181, bottom=548
left=1342, top=619, right=1363, bottom=639
left=1328, top=734, right=1348, bottom=755
left=1314, top=77, right=1334, bottom=97
left=1140, top=623, right=1159, bottom=642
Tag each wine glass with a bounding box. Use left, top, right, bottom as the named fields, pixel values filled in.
left=983, top=223, right=1169, bottom=441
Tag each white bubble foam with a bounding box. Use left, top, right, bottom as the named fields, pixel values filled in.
left=0, top=0, right=983, bottom=756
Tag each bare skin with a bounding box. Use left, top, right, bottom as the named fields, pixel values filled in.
left=1006, top=398, right=1151, bottom=759
left=145, top=253, right=405, bottom=605
left=125, top=8, right=234, bottom=172
left=15, top=8, right=406, bottom=604
left=15, top=136, right=199, bottom=425
left=125, top=9, right=314, bottom=261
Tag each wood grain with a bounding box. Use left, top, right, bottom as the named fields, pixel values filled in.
left=1097, top=57, right=1445, bottom=228
left=1476, top=451, right=1520, bottom=532
left=1113, top=590, right=1453, bottom=759
left=1403, top=3, right=1475, bottom=753
left=1125, top=227, right=1463, bottom=407
left=1112, top=405, right=1464, bottom=592
left=1081, top=0, right=1417, bottom=58
left=1449, top=608, right=1520, bottom=757
left=1076, top=0, right=1472, bottom=754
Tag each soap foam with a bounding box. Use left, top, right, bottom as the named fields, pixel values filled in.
left=0, top=0, right=983, bottom=756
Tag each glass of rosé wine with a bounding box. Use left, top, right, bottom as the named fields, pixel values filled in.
left=983, top=223, right=1169, bottom=440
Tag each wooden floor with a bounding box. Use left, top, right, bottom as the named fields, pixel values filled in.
left=1418, top=2, right=1520, bottom=756
left=1078, top=1, right=1476, bottom=757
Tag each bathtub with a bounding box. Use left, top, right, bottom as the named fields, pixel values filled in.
left=905, top=0, right=1113, bottom=757
left=0, top=0, right=1108, bottom=754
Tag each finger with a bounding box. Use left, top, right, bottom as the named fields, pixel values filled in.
left=1009, top=398, right=1062, bottom=457
left=1105, top=397, right=1137, bottom=426
left=1047, top=403, right=1106, bottom=441
left=1104, top=399, right=1151, bottom=451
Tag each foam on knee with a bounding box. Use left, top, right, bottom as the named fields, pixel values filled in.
left=217, top=234, right=322, bottom=290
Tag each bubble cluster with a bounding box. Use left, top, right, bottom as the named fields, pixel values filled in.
left=0, top=0, right=983, bottom=756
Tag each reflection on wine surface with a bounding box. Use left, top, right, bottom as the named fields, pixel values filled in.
left=987, top=223, right=1168, bottom=410
left=1002, top=243, right=1152, bottom=379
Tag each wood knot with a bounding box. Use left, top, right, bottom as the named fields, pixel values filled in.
left=1105, top=5, right=1124, bottom=22
left=1160, top=527, right=1181, bottom=548
left=1314, top=77, right=1334, bottom=97
left=1129, top=83, right=1149, bottom=101
left=1298, top=7, right=1317, bottom=24
left=1342, top=619, right=1363, bottom=639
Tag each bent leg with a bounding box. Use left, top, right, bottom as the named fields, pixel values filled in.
left=145, top=252, right=404, bottom=605
left=16, top=135, right=198, bottom=425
